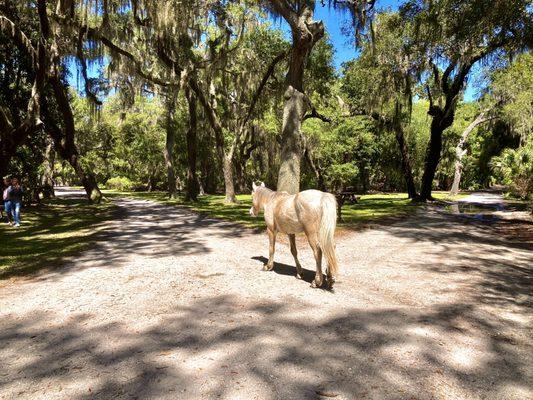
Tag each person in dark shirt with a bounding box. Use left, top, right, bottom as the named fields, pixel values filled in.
left=8, top=177, right=23, bottom=227
left=2, top=177, right=12, bottom=225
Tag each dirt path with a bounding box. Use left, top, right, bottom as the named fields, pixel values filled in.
left=1, top=192, right=532, bottom=400
left=455, top=191, right=532, bottom=222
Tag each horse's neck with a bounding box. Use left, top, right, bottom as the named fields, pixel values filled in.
left=258, top=188, right=275, bottom=207
left=260, top=188, right=292, bottom=207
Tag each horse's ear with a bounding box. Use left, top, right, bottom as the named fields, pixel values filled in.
left=260, top=182, right=265, bottom=187
left=252, top=182, right=257, bottom=191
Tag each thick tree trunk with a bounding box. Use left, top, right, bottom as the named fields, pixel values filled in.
left=420, top=60, right=477, bottom=201
left=420, top=117, right=445, bottom=201
left=450, top=111, right=491, bottom=196
left=277, top=87, right=306, bottom=193
left=222, top=156, right=236, bottom=202
left=274, top=7, right=323, bottom=194
left=185, top=87, right=199, bottom=201
left=394, top=125, right=418, bottom=199
left=164, top=96, right=177, bottom=198
left=41, top=136, right=55, bottom=198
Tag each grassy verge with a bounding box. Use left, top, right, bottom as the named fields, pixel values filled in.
left=103, top=190, right=465, bottom=229
left=103, top=190, right=263, bottom=228
left=0, top=197, right=117, bottom=280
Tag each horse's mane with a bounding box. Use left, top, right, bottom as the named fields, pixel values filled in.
left=256, top=186, right=293, bottom=206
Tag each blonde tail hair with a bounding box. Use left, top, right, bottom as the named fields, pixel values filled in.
left=319, top=193, right=339, bottom=278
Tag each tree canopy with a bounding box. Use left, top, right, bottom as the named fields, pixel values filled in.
left=0, top=0, right=531, bottom=202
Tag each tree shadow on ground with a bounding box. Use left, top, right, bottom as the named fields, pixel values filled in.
left=374, top=209, right=532, bottom=315
left=0, top=294, right=529, bottom=399
left=0, top=199, right=117, bottom=279
left=1, top=196, right=261, bottom=281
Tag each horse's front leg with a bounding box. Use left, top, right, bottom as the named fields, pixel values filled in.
left=263, top=228, right=277, bottom=271
left=289, top=234, right=303, bottom=279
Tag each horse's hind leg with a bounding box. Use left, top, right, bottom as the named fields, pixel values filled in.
left=326, top=268, right=335, bottom=290
left=307, top=232, right=323, bottom=288
left=264, top=228, right=277, bottom=271
left=289, top=234, right=303, bottom=279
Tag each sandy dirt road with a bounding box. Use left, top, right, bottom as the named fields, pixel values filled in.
left=0, top=192, right=531, bottom=399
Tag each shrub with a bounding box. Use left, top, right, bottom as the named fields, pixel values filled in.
left=491, top=143, right=532, bottom=199
left=105, top=176, right=135, bottom=191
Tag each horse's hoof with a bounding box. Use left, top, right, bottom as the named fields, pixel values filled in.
left=296, top=273, right=302, bottom=280
left=263, top=264, right=273, bottom=271
left=310, top=280, right=322, bottom=288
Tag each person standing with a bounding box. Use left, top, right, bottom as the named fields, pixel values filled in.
left=2, top=177, right=12, bottom=225
left=8, top=177, right=23, bottom=227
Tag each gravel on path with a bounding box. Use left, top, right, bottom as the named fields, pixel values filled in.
left=0, top=193, right=531, bottom=400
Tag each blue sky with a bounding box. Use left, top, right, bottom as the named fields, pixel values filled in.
left=70, top=0, right=477, bottom=101
left=270, top=0, right=477, bottom=101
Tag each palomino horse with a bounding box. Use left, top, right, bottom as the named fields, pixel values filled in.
left=249, top=182, right=339, bottom=289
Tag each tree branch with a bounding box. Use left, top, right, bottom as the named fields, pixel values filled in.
left=80, top=25, right=178, bottom=88
left=240, top=50, right=287, bottom=129
left=76, top=29, right=102, bottom=105
left=268, top=0, right=298, bottom=28
left=441, top=62, right=456, bottom=94
left=302, top=107, right=332, bottom=123
left=0, top=15, right=37, bottom=62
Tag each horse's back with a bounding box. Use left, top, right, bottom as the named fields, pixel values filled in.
left=296, top=189, right=335, bottom=210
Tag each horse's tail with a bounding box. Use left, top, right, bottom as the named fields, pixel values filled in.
left=319, top=193, right=339, bottom=278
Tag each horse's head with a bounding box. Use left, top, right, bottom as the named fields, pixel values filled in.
left=249, top=181, right=265, bottom=217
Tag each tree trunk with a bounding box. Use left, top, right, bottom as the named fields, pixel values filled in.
left=420, top=60, right=477, bottom=201
left=277, top=87, right=306, bottom=194
left=303, top=136, right=326, bottom=191
left=48, top=76, right=102, bottom=203
left=185, top=87, right=199, bottom=201
left=41, top=136, right=55, bottom=198
left=188, top=75, right=236, bottom=203
left=222, top=156, right=236, bottom=202
left=394, top=124, right=418, bottom=199
left=164, top=95, right=177, bottom=198
left=198, top=177, right=205, bottom=196
left=270, top=3, right=324, bottom=194
left=450, top=111, right=492, bottom=196
left=420, top=116, right=445, bottom=201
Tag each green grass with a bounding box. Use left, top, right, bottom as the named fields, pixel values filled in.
left=103, top=190, right=444, bottom=229
left=0, top=197, right=117, bottom=279
left=103, top=190, right=264, bottom=228
left=432, top=191, right=470, bottom=201
left=339, top=193, right=414, bottom=225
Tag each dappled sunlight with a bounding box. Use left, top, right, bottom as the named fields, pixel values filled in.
left=0, top=197, right=117, bottom=279
left=0, top=190, right=530, bottom=399
left=1, top=294, right=530, bottom=399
